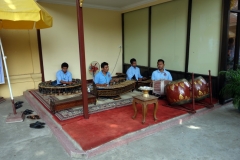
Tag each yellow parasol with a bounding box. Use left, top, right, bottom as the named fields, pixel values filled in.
left=0, top=0, right=52, bottom=29
left=0, top=0, right=53, bottom=123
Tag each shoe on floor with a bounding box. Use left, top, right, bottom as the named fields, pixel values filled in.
left=23, top=109, right=34, bottom=115
left=27, top=115, right=40, bottom=120
left=15, top=104, right=22, bottom=109
left=29, top=123, right=44, bottom=129
left=15, top=101, right=24, bottom=105
left=30, top=121, right=45, bottom=126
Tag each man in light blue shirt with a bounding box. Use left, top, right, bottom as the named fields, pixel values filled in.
left=126, top=58, right=144, bottom=81
left=151, top=59, right=172, bottom=81
left=56, top=62, right=72, bottom=85
left=94, top=62, right=112, bottom=87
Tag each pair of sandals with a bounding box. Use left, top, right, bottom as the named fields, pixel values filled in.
left=15, top=101, right=24, bottom=109
left=29, top=121, right=45, bottom=129
left=27, top=115, right=40, bottom=120
left=23, top=109, right=33, bottom=115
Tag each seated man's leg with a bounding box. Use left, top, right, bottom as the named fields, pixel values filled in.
left=51, top=80, right=58, bottom=86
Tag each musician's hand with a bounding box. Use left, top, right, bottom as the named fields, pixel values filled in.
left=143, top=77, right=147, bottom=80
left=138, top=78, right=142, bottom=81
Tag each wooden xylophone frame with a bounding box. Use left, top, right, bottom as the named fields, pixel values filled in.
left=49, top=93, right=96, bottom=114
left=91, top=80, right=136, bottom=99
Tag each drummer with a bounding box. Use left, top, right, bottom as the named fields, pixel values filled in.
left=151, top=59, right=172, bottom=81
left=94, top=62, right=112, bottom=87
left=126, top=58, right=145, bottom=81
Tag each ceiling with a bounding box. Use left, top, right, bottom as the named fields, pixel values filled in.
left=37, top=0, right=158, bottom=11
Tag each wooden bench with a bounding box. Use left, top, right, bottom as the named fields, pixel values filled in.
left=50, top=93, right=96, bottom=113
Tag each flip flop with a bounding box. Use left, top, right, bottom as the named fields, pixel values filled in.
left=27, top=115, right=40, bottom=120
left=15, top=104, right=22, bottom=109
left=15, top=101, right=24, bottom=105
left=23, top=109, right=33, bottom=115
left=112, top=96, right=121, bottom=100
left=29, top=123, right=44, bottom=129
left=23, top=109, right=34, bottom=114
left=25, top=109, right=33, bottom=112
left=30, top=121, right=45, bottom=126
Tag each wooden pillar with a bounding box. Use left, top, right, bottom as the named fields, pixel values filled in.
left=76, top=0, right=89, bottom=118
left=218, top=0, right=231, bottom=104
left=184, top=0, right=192, bottom=78
left=37, top=29, right=45, bottom=82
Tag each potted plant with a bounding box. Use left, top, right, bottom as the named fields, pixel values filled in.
left=220, top=68, right=240, bottom=111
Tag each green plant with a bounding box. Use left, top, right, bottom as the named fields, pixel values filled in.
left=219, top=68, right=240, bottom=109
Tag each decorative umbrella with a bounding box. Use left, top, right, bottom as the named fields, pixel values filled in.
left=0, top=0, right=53, bottom=123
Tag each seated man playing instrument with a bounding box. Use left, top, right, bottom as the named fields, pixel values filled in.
left=151, top=59, right=172, bottom=81
left=94, top=62, right=113, bottom=87
left=56, top=62, right=73, bottom=85
left=126, top=58, right=146, bottom=81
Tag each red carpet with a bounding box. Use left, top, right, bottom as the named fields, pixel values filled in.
left=62, top=98, right=217, bottom=151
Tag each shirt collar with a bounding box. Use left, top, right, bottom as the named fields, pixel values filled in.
left=157, top=69, right=166, bottom=73
left=131, top=66, right=136, bottom=69
left=61, top=70, right=68, bottom=74
left=101, top=71, right=108, bottom=76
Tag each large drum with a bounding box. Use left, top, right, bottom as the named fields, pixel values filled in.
left=152, top=80, right=171, bottom=95
left=166, top=79, right=192, bottom=105
left=189, top=76, right=209, bottom=101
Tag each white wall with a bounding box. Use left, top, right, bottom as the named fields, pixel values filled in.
left=39, top=3, right=122, bottom=80
left=151, top=0, right=188, bottom=71
left=188, top=0, right=222, bottom=76
left=124, top=8, right=149, bottom=66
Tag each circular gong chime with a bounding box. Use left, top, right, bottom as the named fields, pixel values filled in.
left=38, top=79, right=81, bottom=95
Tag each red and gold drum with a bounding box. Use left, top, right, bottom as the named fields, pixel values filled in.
left=189, top=76, right=209, bottom=101
left=166, top=79, right=191, bottom=105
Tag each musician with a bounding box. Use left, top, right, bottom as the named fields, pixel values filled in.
left=126, top=58, right=145, bottom=81
left=94, top=62, right=112, bottom=87
left=151, top=59, right=172, bottom=81
left=56, top=62, right=72, bottom=85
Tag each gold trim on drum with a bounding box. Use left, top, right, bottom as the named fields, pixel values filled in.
left=197, top=80, right=202, bottom=86
left=179, top=94, right=184, bottom=100
left=170, top=84, right=175, bottom=91
left=180, top=82, right=184, bottom=88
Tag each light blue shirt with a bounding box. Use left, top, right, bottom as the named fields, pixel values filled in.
left=56, top=70, right=72, bottom=84
left=94, top=71, right=112, bottom=84
left=126, top=66, right=143, bottom=80
left=151, top=69, right=172, bottom=81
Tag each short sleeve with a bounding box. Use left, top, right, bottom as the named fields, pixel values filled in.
left=56, top=71, right=62, bottom=82
left=109, top=73, right=112, bottom=81
left=68, top=72, right=72, bottom=81
left=168, top=72, right=173, bottom=81
left=137, top=68, right=143, bottom=78
left=94, top=74, right=99, bottom=84
left=151, top=72, right=155, bottom=80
